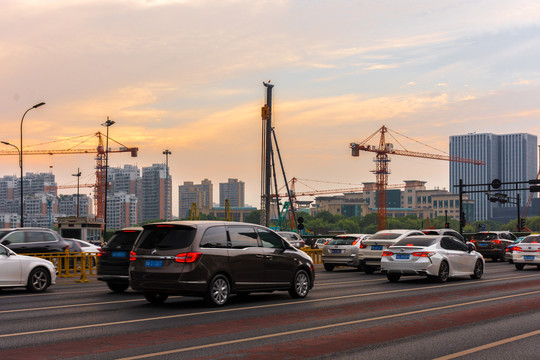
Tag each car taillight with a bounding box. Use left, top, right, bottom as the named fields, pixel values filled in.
left=493, top=240, right=501, bottom=244
left=412, top=251, right=436, bottom=257
left=175, top=252, right=202, bottom=263
left=359, top=243, right=367, bottom=249
left=324, top=240, right=330, bottom=245
left=382, top=251, right=393, bottom=256
left=470, top=240, right=476, bottom=243
left=352, top=240, right=358, bottom=245
left=130, top=251, right=136, bottom=261
left=98, top=248, right=107, bottom=257
left=513, top=246, right=522, bottom=252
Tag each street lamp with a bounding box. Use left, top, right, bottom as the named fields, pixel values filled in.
left=101, top=117, right=115, bottom=242
left=20, top=102, right=46, bottom=227
left=1, top=141, right=21, bottom=225
left=163, top=149, right=172, bottom=221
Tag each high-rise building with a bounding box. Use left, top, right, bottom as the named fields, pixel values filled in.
left=219, top=178, right=245, bottom=207
left=106, top=192, right=138, bottom=230
left=141, top=164, right=171, bottom=222
left=57, top=194, right=92, bottom=217
left=450, top=133, right=537, bottom=221
left=178, top=179, right=213, bottom=219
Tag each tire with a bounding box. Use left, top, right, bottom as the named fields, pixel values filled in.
left=323, top=264, right=334, bottom=272
left=144, top=292, right=168, bottom=304
left=470, top=259, right=484, bottom=279
left=205, top=274, right=230, bottom=306
left=26, top=267, right=51, bottom=292
left=289, top=269, right=310, bottom=298
left=515, top=263, right=525, bottom=270
left=434, top=261, right=449, bottom=283
left=364, top=266, right=376, bottom=274
left=387, top=273, right=401, bottom=282
left=107, top=281, right=129, bottom=293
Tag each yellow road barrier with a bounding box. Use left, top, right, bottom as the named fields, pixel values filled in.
left=301, top=248, right=322, bottom=264
left=23, top=251, right=100, bottom=282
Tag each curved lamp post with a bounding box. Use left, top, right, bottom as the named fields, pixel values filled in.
left=20, top=102, right=46, bottom=227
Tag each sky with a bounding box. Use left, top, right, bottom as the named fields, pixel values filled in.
left=1, top=0, right=540, bottom=216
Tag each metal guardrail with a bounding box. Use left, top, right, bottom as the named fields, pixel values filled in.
left=301, top=248, right=322, bottom=264
left=24, top=251, right=100, bottom=283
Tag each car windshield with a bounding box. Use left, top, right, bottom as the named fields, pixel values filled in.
left=137, top=226, right=196, bottom=250
left=393, top=237, right=437, bottom=247
left=327, top=237, right=358, bottom=245
left=471, top=233, right=498, bottom=240
left=521, top=236, right=540, bottom=244
left=369, top=233, right=402, bottom=240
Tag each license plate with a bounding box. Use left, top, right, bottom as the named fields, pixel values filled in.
left=111, top=251, right=127, bottom=258
left=371, top=245, right=383, bottom=250
left=524, top=255, right=535, bottom=260
left=477, top=243, right=488, bottom=247
left=145, top=260, right=163, bottom=268
left=331, top=249, right=341, bottom=254
left=396, top=254, right=410, bottom=260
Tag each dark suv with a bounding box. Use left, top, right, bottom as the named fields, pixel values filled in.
left=470, top=231, right=517, bottom=261
left=422, top=229, right=466, bottom=243
left=97, top=227, right=143, bottom=292
left=0, top=228, right=70, bottom=254
left=129, top=221, right=315, bottom=306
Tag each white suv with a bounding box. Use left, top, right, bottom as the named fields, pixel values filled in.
left=358, top=229, right=426, bottom=274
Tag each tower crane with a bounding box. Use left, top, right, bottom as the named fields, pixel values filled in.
left=350, top=125, right=484, bottom=231
left=0, top=131, right=138, bottom=222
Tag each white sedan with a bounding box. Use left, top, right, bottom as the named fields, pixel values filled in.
left=0, top=243, right=56, bottom=292
left=512, top=235, right=540, bottom=270
left=380, top=235, right=484, bottom=283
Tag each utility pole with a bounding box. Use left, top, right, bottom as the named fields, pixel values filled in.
left=260, top=82, right=273, bottom=227
left=163, top=149, right=172, bottom=221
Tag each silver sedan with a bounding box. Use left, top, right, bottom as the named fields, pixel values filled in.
left=380, top=235, right=484, bottom=283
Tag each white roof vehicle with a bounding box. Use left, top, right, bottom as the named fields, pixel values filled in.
left=358, top=229, right=426, bottom=274
left=512, top=234, right=540, bottom=270
left=381, top=235, right=484, bottom=283
left=0, top=243, right=57, bottom=292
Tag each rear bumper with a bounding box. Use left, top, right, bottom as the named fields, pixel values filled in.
left=380, top=259, right=438, bottom=276
left=322, top=255, right=360, bottom=267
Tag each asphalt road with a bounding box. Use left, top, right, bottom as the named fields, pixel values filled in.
left=0, top=261, right=539, bottom=360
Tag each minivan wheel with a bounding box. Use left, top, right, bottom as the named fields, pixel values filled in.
left=289, top=269, right=310, bottom=298
left=323, top=264, right=334, bottom=272
left=205, top=274, right=230, bottom=307
left=27, top=267, right=50, bottom=292
left=144, top=292, right=168, bottom=304
left=107, top=281, right=129, bottom=293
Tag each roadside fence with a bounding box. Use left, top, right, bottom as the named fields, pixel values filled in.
left=24, top=251, right=100, bottom=283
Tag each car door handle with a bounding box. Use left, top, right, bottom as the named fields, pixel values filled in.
left=256, top=254, right=264, bottom=258
left=265, top=255, right=273, bottom=260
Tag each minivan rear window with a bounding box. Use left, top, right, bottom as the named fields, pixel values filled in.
left=393, top=237, right=437, bottom=247
left=137, top=226, right=196, bottom=250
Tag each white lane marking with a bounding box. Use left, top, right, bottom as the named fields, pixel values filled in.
left=433, top=329, right=540, bottom=360
left=117, top=290, right=540, bottom=360
left=0, top=273, right=538, bottom=339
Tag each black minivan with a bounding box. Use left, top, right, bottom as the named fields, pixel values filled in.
left=129, top=221, right=315, bottom=306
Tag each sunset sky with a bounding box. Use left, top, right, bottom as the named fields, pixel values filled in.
left=2, top=0, right=540, bottom=215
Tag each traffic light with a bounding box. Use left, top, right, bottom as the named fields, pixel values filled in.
left=445, top=222, right=450, bottom=229
left=297, top=216, right=304, bottom=230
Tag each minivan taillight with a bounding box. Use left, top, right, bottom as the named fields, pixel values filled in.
left=174, top=252, right=202, bottom=263
left=130, top=251, right=136, bottom=261
left=98, top=248, right=107, bottom=257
